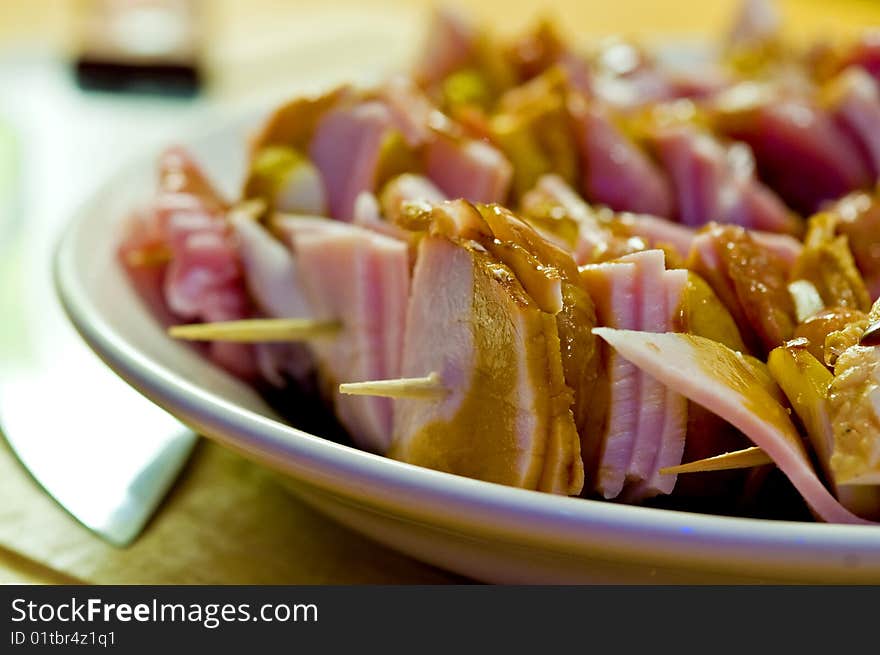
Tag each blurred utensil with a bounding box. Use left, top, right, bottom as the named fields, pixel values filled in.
left=0, top=221, right=198, bottom=548
left=0, top=64, right=199, bottom=546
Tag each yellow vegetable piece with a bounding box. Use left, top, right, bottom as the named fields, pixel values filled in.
left=768, top=340, right=834, bottom=470
left=243, top=145, right=304, bottom=206
left=677, top=272, right=748, bottom=353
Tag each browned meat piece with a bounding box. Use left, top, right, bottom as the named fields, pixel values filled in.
left=489, top=69, right=579, bottom=198
left=505, top=18, right=567, bottom=82
left=769, top=339, right=880, bottom=518
left=790, top=212, right=870, bottom=313
left=389, top=235, right=583, bottom=494
left=687, top=223, right=796, bottom=355
left=794, top=307, right=869, bottom=366
left=555, top=282, right=601, bottom=440
left=391, top=199, right=594, bottom=494
left=829, top=343, right=880, bottom=486
left=831, top=192, right=880, bottom=300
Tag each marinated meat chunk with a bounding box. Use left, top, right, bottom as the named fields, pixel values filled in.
left=390, top=236, right=583, bottom=493
left=687, top=224, right=796, bottom=354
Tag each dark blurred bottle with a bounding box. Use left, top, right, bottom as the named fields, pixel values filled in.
left=73, top=0, right=204, bottom=96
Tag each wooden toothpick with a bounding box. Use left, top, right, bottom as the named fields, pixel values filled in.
left=338, top=372, right=447, bottom=399
left=168, top=318, right=340, bottom=343
left=659, top=447, right=773, bottom=475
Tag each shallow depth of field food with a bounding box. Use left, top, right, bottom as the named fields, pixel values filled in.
left=119, top=0, right=880, bottom=526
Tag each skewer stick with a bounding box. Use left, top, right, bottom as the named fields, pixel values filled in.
left=124, top=246, right=172, bottom=267
left=229, top=198, right=267, bottom=222
left=659, top=447, right=773, bottom=475
left=168, top=318, right=340, bottom=343
left=339, top=372, right=447, bottom=399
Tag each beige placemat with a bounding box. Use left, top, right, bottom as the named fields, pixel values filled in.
left=0, top=437, right=463, bottom=584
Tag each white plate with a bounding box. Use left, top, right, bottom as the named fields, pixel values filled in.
left=53, top=102, right=880, bottom=586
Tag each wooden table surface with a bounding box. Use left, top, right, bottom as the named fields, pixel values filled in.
left=2, top=0, right=879, bottom=585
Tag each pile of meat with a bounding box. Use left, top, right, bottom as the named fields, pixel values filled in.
left=119, top=0, right=880, bottom=525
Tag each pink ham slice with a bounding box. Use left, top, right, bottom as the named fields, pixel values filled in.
left=652, top=125, right=799, bottom=235
left=591, top=39, right=729, bottom=110
left=617, top=253, right=688, bottom=500
left=713, top=93, right=871, bottom=215
left=163, top=211, right=258, bottom=380
left=229, top=208, right=315, bottom=387
left=615, top=213, right=696, bottom=258
left=691, top=223, right=804, bottom=271
left=271, top=214, right=337, bottom=247
left=351, top=191, right=418, bottom=249
left=286, top=218, right=410, bottom=453
left=617, top=251, right=668, bottom=485
left=379, top=173, right=446, bottom=223
left=118, top=208, right=178, bottom=326
left=523, top=173, right=802, bottom=265
left=620, top=213, right=801, bottom=266
left=424, top=131, right=513, bottom=204
left=412, top=5, right=477, bottom=87
left=582, top=250, right=688, bottom=500
left=138, top=148, right=259, bottom=380
left=520, top=173, right=609, bottom=260
left=749, top=229, right=803, bottom=268
left=379, top=75, right=439, bottom=147
left=580, top=260, right=639, bottom=498
left=827, top=68, right=880, bottom=180
left=157, top=147, right=227, bottom=215
left=163, top=212, right=241, bottom=318
left=571, top=98, right=675, bottom=218
left=309, top=100, right=396, bottom=221
left=639, top=268, right=689, bottom=497
left=594, top=328, right=873, bottom=524
left=230, top=210, right=311, bottom=320
left=248, top=86, right=350, bottom=157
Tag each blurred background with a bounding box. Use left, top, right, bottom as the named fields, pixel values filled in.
left=3, top=0, right=880, bottom=247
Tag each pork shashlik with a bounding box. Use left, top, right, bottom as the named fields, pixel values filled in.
left=119, top=0, right=880, bottom=524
